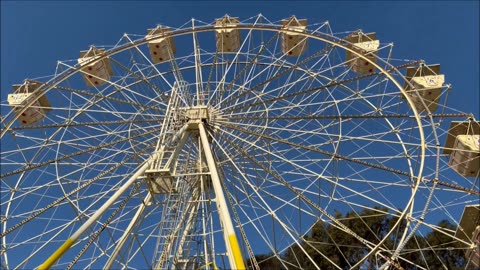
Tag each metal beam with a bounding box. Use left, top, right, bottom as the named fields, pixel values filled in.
left=198, top=122, right=245, bottom=269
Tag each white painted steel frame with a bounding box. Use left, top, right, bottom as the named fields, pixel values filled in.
left=2, top=14, right=475, bottom=270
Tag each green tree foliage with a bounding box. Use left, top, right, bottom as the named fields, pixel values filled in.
left=248, top=208, right=466, bottom=269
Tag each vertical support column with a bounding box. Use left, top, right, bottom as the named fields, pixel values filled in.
left=105, top=129, right=190, bottom=269
left=104, top=193, right=151, bottom=270
left=198, top=122, right=245, bottom=270
left=38, top=125, right=190, bottom=270
left=38, top=153, right=157, bottom=270
left=172, top=188, right=200, bottom=264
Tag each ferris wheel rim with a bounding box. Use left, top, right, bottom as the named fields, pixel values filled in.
left=1, top=15, right=455, bottom=270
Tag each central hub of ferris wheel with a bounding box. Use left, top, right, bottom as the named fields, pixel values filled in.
left=173, top=105, right=222, bottom=132
left=183, top=105, right=209, bottom=124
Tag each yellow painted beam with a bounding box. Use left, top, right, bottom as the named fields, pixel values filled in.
left=228, top=234, right=245, bottom=270
left=37, top=238, right=75, bottom=270
left=196, top=261, right=219, bottom=270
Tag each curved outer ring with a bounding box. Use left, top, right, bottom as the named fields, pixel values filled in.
left=0, top=23, right=426, bottom=268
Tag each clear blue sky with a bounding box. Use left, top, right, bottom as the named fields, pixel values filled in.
left=1, top=1, right=478, bottom=119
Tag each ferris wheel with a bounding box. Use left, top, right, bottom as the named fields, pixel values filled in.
left=1, top=14, right=479, bottom=270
